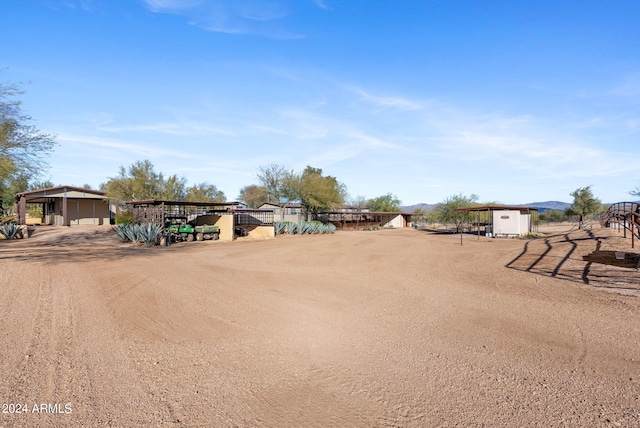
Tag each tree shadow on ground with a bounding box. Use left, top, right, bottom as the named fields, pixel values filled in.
left=506, top=229, right=640, bottom=296
left=0, top=226, right=182, bottom=264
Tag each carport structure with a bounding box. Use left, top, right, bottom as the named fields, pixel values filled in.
left=124, top=200, right=275, bottom=241
left=454, top=205, right=539, bottom=238
left=16, top=186, right=110, bottom=226
left=318, top=210, right=413, bottom=230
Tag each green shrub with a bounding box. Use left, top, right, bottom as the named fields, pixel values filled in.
left=115, top=211, right=134, bottom=224
left=521, top=232, right=542, bottom=239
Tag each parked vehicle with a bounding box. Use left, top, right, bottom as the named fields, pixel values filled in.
left=165, top=216, right=220, bottom=242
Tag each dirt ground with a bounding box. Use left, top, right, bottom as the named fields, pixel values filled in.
left=0, top=223, right=639, bottom=427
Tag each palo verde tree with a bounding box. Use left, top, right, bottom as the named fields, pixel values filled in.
left=0, top=81, right=56, bottom=212
left=102, top=160, right=165, bottom=201
left=256, top=163, right=289, bottom=204
left=238, top=184, right=269, bottom=208
left=367, top=193, right=402, bottom=212
left=295, top=166, right=347, bottom=220
left=347, top=194, right=368, bottom=210
left=434, top=193, right=479, bottom=233
left=185, top=182, right=225, bottom=203
left=565, top=186, right=601, bottom=229
left=102, top=160, right=224, bottom=203
left=257, top=164, right=346, bottom=220
left=256, top=163, right=301, bottom=220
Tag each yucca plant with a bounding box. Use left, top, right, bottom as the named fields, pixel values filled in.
left=0, top=222, right=22, bottom=239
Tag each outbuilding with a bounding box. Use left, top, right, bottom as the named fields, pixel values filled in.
left=16, top=186, right=111, bottom=226
left=454, top=205, right=539, bottom=237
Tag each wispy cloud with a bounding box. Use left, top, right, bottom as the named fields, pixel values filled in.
left=420, top=108, right=636, bottom=180
left=58, top=134, right=196, bottom=160
left=346, top=86, right=423, bottom=111
left=141, top=0, right=305, bottom=38
left=608, top=72, right=640, bottom=102
left=97, top=121, right=235, bottom=137
left=312, top=0, right=329, bottom=10
left=249, top=125, right=289, bottom=135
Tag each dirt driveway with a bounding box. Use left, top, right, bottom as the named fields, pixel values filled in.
left=0, top=225, right=638, bottom=426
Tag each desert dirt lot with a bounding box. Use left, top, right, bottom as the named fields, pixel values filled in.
left=0, top=224, right=639, bottom=427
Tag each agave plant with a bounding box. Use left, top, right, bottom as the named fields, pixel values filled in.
left=0, top=222, right=22, bottom=239
left=298, top=222, right=311, bottom=234
left=306, top=222, right=318, bottom=234
left=275, top=221, right=287, bottom=235
left=318, top=223, right=336, bottom=234
left=112, top=223, right=137, bottom=242
left=112, top=224, right=131, bottom=242
left=136, top=223, right=164, bottom=247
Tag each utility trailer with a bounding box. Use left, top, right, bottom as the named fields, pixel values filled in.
left=165, top=216, right=220, bottom=242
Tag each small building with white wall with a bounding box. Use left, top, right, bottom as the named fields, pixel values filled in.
left=454, top=205, right=539, bottom=237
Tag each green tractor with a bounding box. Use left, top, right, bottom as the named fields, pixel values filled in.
left=165, top=216, right=220, bottom=242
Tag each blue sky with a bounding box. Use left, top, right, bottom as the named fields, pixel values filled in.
left=2, top=0, right=639, bottom=205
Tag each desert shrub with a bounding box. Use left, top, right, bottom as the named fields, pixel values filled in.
left=28, top=205, right=43, bottom=218
left=115, top=210, right=134, bottom=224
left=0, top=215, right=17, bottom=225
left=521, top=232, right=542, bottom=239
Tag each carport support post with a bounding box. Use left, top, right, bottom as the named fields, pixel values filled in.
left=62, top=188, right=69, bottom=226
left=18, top=195, right=26, bottom=225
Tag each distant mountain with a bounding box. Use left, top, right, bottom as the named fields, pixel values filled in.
left=400, top=203, right=438, bottom=212
left=521, top=201, right=571, bottom=211
left=401, top=201, right=572, bottom=213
